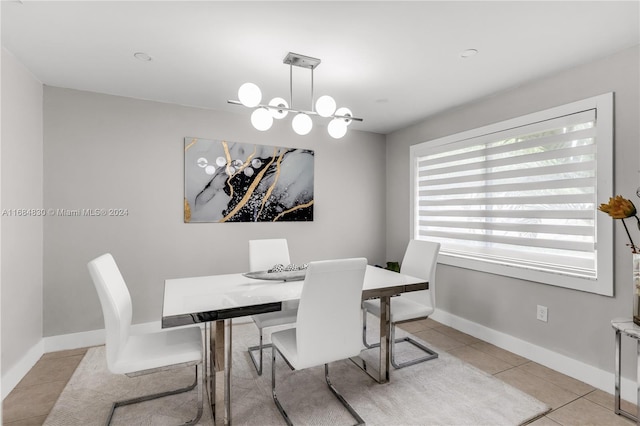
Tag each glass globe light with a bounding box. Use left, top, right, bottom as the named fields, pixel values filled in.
left=328, top=118, right=348, bottom=139
left=335, top=107, right=353, bottom=126
left=292, top=113, right=313, bottom=135
left=238, top=82, right=262, bottom=108
left=269, top=97, right=289, bottom=119
left=315, top=95, right=336, bottom=118
left=251, top=107, right=273, bottom=131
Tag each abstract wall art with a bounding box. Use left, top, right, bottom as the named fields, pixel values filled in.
left=184, top=137, right=314, bottom=223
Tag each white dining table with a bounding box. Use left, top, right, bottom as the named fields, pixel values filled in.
left=162, top=264, right=428, bottom=425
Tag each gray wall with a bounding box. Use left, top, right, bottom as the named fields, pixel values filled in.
left=43, top=87, right=386, bottom=337
left=386, top=45, right=640, bottom=374
left=1, top=48, right=44, bottom=374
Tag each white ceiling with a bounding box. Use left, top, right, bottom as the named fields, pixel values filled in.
left=2, top=1, right=639, bottom=135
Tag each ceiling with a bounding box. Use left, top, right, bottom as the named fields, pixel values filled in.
left=2, top=1, right=639, bottom=135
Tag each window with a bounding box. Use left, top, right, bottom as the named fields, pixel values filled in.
left=410, top=93, right=613, bottom=295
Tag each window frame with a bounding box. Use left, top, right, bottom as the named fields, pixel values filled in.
left=410, top=93, right=614, bottom=296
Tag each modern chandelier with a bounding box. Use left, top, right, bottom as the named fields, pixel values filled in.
left=228, top=52, right=363, bottom=139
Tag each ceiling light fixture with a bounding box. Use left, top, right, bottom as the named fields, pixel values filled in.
left=134, top=52, right=152, bottom=62
left=460, top=48, right=478, bottom=59
left=228, top=52, right=363, bottom=139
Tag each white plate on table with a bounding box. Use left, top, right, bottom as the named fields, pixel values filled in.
left=243, top=270, right=306, bottom=282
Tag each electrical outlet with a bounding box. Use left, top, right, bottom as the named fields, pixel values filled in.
left=536, top=305, right=548, bottom=322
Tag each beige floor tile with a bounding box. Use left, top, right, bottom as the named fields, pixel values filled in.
left=546, top=397, right=635, bottom=426
left=584, top=389, right=638, bottom=415
left=3, top=415, right=48, bottom=426
left=411, top=328, right=467, bottom=351
left=40, top=347, right=88, bottom=361
left=495, top=366, right=580, bottom=410
left=519, top=362, right=595, bottom=396
left=528, top=415, right=563, bottom=425
left=447, top=345, right=514, bottom=374
left=397, top=318, right=433, bottom=333
left=470, top=341, right=530, bottom=366
left=2, top=380, right=67, bottom=423
left=432, top=324, right=483, bottom=345
left=15, top=354, right=84, bottom=388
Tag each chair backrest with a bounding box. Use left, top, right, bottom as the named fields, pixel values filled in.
left=87, top=253, right=132, bottom=372
left=248, top=238, right=291, bottom=272
left=295, top=258, right=367, bottom=369
left=399, top=240, right=441, bottom=308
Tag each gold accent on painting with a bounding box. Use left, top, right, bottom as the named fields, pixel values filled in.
left=273, top=200, right=314, bottom=222
left=184, top=138, right=197, bottom=152
left=184, top=198, right=191, bottom=223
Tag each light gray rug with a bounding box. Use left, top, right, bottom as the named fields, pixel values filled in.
left=45, top=321, right=549, bottom=425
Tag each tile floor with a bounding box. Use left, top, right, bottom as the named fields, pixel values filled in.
left=2, top=319, right=637, bottom=425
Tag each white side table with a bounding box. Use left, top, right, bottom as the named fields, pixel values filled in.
left=611, top=318, right=640, bottom=424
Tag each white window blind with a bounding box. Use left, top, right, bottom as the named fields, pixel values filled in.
left=410, top=94, right=613, bottom=295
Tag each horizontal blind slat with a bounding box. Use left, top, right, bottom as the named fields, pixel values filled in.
left=417, top=209, right=594, bottom=219
left=419, top=177, right=595, bottom=197
left=418, top=220, right=594, bottom=236
left=418, top=193, right=595, bottom=206
left=417, top=229, right=594, bottom=252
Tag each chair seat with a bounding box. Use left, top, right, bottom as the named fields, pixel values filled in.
left=272, top=323, right=363, bottom=371
left=112, top=327, right=203, bottom=375
left=271, top=328, right=301, bottom=368
left=363, top=296, right=433, bottom=323
left=252, top=309, right=298, bottom=330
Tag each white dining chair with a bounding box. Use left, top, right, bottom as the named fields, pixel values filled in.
left=87, top=253, right=204, bottom=425
left=271, top=257, right=369, bottom=426
left=362, top=239, right=441, bottom=369
left=247, top=238, right=298, bottom=375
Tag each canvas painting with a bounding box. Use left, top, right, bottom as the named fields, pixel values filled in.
left=184, top=137, right=314, bottom=222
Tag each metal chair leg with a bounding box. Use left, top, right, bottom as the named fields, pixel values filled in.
left=248, top=329, right=295, bottom=376
left=362, top=312, right=438, bottom=370
left=324, top=364, right=365, bottom=426
left=247, top=329, right=265, bottom=375
left=272, top=346, right=366, bottom=426
left=389, top=322, right=438, bottom=369
left=106, top=364, right=204, bottom=426
left=272, top=346, right=293, bottom=426
left=362, top=308, right=375, bottom=349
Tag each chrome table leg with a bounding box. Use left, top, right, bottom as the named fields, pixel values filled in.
left=378, top=294, right=391, bottom=383
left=612, top=322, right=640, bottom=424
left=351, top=295, right=391, bottom=384
left=210, top=319, right=232, bottom=425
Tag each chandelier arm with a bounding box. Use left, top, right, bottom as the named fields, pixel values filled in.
left=227, top=100, right=363, bottom=122
left=289, top=62, right=293, bottom=110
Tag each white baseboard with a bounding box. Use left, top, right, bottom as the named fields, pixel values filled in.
left=1, top=339, right=44, bottom=400
left=431, top=309, right=638, bottom=405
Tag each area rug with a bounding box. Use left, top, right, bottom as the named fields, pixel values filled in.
left=44, top=321, right=549, bottom=425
